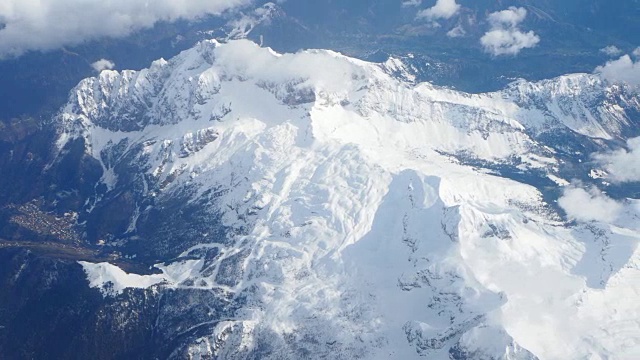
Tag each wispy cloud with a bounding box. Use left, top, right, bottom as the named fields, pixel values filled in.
left=402, top=0, right=422, bottom=7
left=600, top=45, right=623, bottom=57
left=446, top=24, right=465, bottom=38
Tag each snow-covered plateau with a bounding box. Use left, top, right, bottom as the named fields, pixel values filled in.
left=55, top=39, right=640, bottom=359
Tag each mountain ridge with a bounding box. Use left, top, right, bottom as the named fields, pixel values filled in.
left=46, top=39, right=640, bottom=359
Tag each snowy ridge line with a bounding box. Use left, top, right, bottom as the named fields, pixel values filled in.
left=54, top=39, right=640, bottom=359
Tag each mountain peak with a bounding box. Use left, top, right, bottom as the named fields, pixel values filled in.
left=49, top=39, right=640, bottom=359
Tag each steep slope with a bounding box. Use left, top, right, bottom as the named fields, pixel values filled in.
left=54, top=39, right=640, bottom=359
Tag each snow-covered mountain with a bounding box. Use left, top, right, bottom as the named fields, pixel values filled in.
left=55, top=39, right=640, bottom=359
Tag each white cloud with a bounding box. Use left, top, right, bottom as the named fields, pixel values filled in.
left=226, top=3, right=278, bottom=40
left=211, top=39, right=363, bottom=94
left=600, top=45, right=622, bottom=57
left=0, top=0, right=251, bottom=58
left=593, top=137, right=640, bottom=183
left=480, top=7, right=540, bottom=56
left=487, top=6, right=527, bottom=28
left=446, top=25, right=465, bottom=38
left=633, top=47, right=640, bottom=58
left=595, top=54, right=640, bottom=87
left=417, top=0, right=461, bottom=20
left=481, top=29, right=540, bottom=56
left=91, top=59, right=116, bottom=72
left=558, top=186, right=623, bottom=223
left=561, top=138, right=640, bottom=226
left=402, top=0, right=422, bottom=7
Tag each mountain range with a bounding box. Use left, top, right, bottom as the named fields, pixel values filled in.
left=0, top=1, right=639, bottom=359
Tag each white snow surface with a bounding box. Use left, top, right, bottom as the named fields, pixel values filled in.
left=79, top=261, right=166, bottom=296
left=61, top=40, right=640, bottom=359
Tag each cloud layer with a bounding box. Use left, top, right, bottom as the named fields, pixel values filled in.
left=416, top=0, right=461, bottom=20
left=480, top=7, right=539, bottom=56
left=0, top=0, right=251, bottom=57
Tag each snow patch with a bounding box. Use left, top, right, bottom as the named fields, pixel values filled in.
left=79, top=261, right=166, bottom=296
